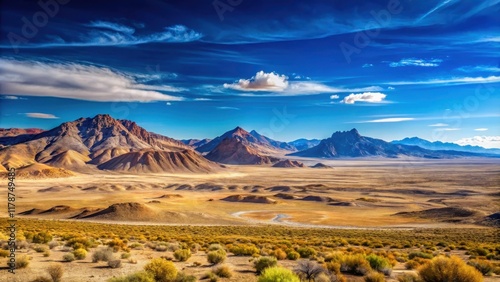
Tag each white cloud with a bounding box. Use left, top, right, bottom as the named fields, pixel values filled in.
left=223, top=71, right=383, bottom=96
left=330, top=95, right=340, bottom=99
left=366, top=117, right=415, bottom=123
left=456, top=136, right=500, bottom=149
left=434, top=128, right=461, bottom=131
left=342, top=92, right=387, bottom=104
left=388, top=86, right=395, bottom=90
left=194, top=98, right=212, bottom=101
left=217, top=106, right=240, bottom=110
left=429, top=123, right=449, bottom=127
left=166, top=102, right=172, bottom=106
left=1, top=95, right=21, bottom=100
left=0, top=58, right=184, bottom=102
left=362, top=63, right=373, bottom=68
left=474, top=128, right=488, bottom=131
left=25, top=113, right=59, bottom=119
left=389, top=58, right=442, bottom=67
left=86, top=21, right=136, bottom=34
left=388, top=76, right=500, bottom=86
left=457, top=65, right=500, bottom=73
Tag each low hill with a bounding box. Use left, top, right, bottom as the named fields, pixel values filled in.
left=272, top=159, right=305, bottom=168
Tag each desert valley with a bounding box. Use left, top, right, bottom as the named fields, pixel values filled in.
left=0, top=114, right=498, bottom=282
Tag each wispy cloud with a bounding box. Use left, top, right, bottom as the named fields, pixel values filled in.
left=342, top=92, right=387, bottom=104
left=429, top=123, right=448, bottom=127
left=388, top=58, right=442, bottom=67
left=362, top=64, right=373, bottom=68
left=417, top=0, right=455, bottom=22
left=25, top=113, right=59, bottom=119
left=330, top=95, right=340, bottom=100
left=434, top=128, right=461, bottom=131
left=0, top=58, right=184, bottom=102
left=223, top=71, right=382, bottom=96
left=457, top=65, right=500, bottom=73
left=388, top=76, right=500, bottom=86
left=474, top=128, right=488, bottom=131
left=456, top=136, right=500, bottom=149
left=86, top=21, right=136, bottom=34
left=365, top=117, right=415, bottom=123
left=1, top=95, right=25, bottom=100
left=217, top=106, right=240, bottom=110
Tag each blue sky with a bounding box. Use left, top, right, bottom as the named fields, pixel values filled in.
left=0, top=0, right=499, bottom=147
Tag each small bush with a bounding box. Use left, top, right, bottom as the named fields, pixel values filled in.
left=108, top=259, right=122, bottom=269
left=297, top=247, right=317, bottom=258
left=144, top=258, right=178, bottom=282
left=207, top=249, right=227, bottom=265
left=397, top=273, right=421, bottom=282
left=47, top=263, right=64, bottom=282
left=230, top=244, right=260, bottom=256
left=409, top=252, right=433, bottom=260
left=32, top=232, right=53, bottom=244
left=121, top=252, right=131, bottom=259
left=294, top=260, right=325, bottom=281
left=364, top=271, right=385, bottom=282
left=203, top=272, right=218, bottom=282
left=0, top=249, right=9, bottom=257
left=258, top=266, right=300, bottom=282
left=418, top=256, right=483, bottom=282
left=62, top=253, right=75, bottom=262
left=468, top=259, right=494, bottom=275
left=107, top=238, right=127, bottom=252
left=287, top=250, right=300, bottom=260
left=208, top=244, right=224, bottom=251
left=212, top=264, right=233, bottom=278
left=92, top=248, right=114, bottom=262
left=48, top=241, right=59, bottom=249
left=108, top=271, right=155, bottom=282
left=73, top=248, right=87, bottom=260
left=35, top=246, right=48, bottom=253
left=174, top=249, right=191, bottom=262
left=272, top=249, right=287, bottom=260
left=174, top=272, right=197, bottom=282
left=254, top=256, right=278, bottom=274
left=340, top=254, right=371, bottom=276
left=43, top=250, right=51, bottom=257
left=16, top=255, right=30, bottom=268
left=366, top=254, right=392, bottom=275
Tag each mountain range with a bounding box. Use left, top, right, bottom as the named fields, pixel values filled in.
left=0, top=114, right=497, bottom=176
left=392, top=137, right=500, bottom=155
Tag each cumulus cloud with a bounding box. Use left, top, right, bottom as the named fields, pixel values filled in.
left=429, top=123, right=448, bottom=127
left=389, top=58, right=442, bottom=67
left=456, top=136, right=500, bottom=149
left=223, top=71, right=382, bottom=96
left=342, top=92, right=387, bottom=104
left=0, top=58, right=184, bottom=102
left=25, top=113, right=59, bottom=119
left=330, top=95, right=340, bottom=99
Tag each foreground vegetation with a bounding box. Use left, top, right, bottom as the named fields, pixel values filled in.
left=0, top=218, right=498, bottom=281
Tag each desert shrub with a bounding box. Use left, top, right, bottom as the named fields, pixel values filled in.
left=409, top=252, right=433, bottom=260
left=297, top=247, right=317, bottom=258
left=108, top=259, right=122, bottom=269
left=174, top=272, right=197, bottom=282
left=32, top=232, right=52, bottom=244
left=167, top=242, right=180, bottom=252
left=418, top=256, right=483, bottom=282
left=43, top=250, right=51, bottom=257
left=0, top=249, right=9, bottom=257
left=272, top=249, right=287, bottom=260
left=207, top=249, right=227, bottom=265
left=155, top=245, right=168, bottom=252
left=108, top=271, right=155, bottom=282
left=230, top=244, right=260, bottom=256
left=208, top=243, right=224, bottom=251
left=258, top=266, right=300, bottom=282
left=62, top=253, right=75, bottom=262
left=16, top=255, right=30, bottom=268
left=174, top=249, right=191, bottom=262
left=468, top=259, right=494, bottom=275
left=65, top=237, right=96, bottom=250
left=129, top=258, right=138, bottom=264
left=254, top=256, right=278, bottom=274
left=144, top=258, right=178, bottom=282
left=107, top=238, right=127, bottom=252
left=405, top=257, right=429, bottom=269
left=121, top=252, right=131, bottom=259
left=130, top=242, right=143, bottom=250
left=397, top=273, right=421, bottom=282
left=212, top=264, right=233, bottom=278
left=366, top=254, right=392, bottom=275
left=294, top=260, right=325, bottom=281
left=202, top=272, right=218, bottom=282
left=48, top=241, right=59, bottom=249
left=46, top=263, right=64, bottom=282
left=35, top=245, right=48, bottom=253
left=287, top=250, right=300, bottom=260
left=326, top=261, right=342, bottom=274
left=340, top=254, right=371, bottom=275
left=73, top=248, right=87, bottom=260
left=92, top=248, right=114, bottom=262
left=364, top=271, right=385, bottom=282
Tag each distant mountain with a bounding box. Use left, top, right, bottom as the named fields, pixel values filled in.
left=0, top=128, right=46, bottom=146
left=288, top=138, right=321, bottom=151
left=197, top=127, right=293, bottom=154
left=392, top=137, right=500, bottom=155
left=290, top=129, right=490, bottom=159
left=181, top=138, right=211, bottom=148
left=0, top=114, right=217, bottom=174
left=272, top=159, right=305, bottom=168
left=205, top=138, right=279, bottom=165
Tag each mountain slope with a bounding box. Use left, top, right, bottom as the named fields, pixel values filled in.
left=288, top=138, right=321, bottom=151
left=205, top=138, right=278, bottom=165
left=249, top=130, right=296, bottom=151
